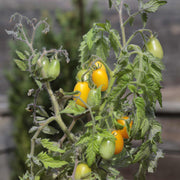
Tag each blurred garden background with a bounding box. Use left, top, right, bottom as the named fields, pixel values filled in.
left=0, top=0, right=180, bottom=180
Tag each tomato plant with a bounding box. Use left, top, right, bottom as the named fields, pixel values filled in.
left=146, top=36, right=164, bottom=59
left=7, top=1, right=167, bottom=179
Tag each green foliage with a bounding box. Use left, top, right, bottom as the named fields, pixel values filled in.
left=7, top=1, right=99, bottom=180
left=6, top=0, right=167, bottom=179
left=37, top=152, right=68, bottom=169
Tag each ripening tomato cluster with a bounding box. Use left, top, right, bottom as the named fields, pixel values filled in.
left=73, top=60, right=109, bottom=108
left=38, top=56, right=60, bottom=81
left=99, top=116, right=133, bottom=160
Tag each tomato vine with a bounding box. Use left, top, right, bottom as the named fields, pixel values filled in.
left=6, top=0, right=167, bottom=179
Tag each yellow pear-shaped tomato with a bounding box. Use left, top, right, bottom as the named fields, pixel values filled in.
left=92, top=69, right=108, bottom=91
left=73, top=82, right=90, bottom=108
left=111, top=130, right=124, bottom=155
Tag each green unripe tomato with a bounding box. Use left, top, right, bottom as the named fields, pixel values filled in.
left=87, top=88, right=101, bottom=110
left=99, top=139, right=115, bottom=160
left=48, top=59, right=60, bottom=80
left=146, top=36, right=164, bottom=59
left=39, top=56, right=49, bottom=79
left=75, top=163, right=91, bottom=180
left=76, top=69, right=89, bottom=81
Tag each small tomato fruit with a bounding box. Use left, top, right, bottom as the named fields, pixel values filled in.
left=111, top=130, right=124, bottom=155
left=117, top=116, right=133, bottom=139
left=73, top=82, right=90, bottom=108
left=75, top=163, right=91, bottom=180
left=76, top=69, right=89, bottom=81
left=99, top=139, right=115, bottom=160
left=92, top=69, right=108, bottom=91
left=48, top=59, right=60, bottom=80
left=146, top=36, right=164, bottom=59
left=39, top=56, right=49, bottom=79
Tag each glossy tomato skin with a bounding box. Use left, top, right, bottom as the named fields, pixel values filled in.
left=76, top=69, right=89, bottom=82
left=92, top=69, right=108, bottom=91
left=117, top=116, right=133, bottom=139
left=99, top=139, right=115, bottom=160
left=75, top=163, right=91, bottom=180
left=146, top=37, right=164, bottom=59
left=48, top=60, right=60, bottom=80
left=73, top=82, right=90, bottom=108
left=111, top=130, right=124, bottom=155
left=39, top=56, right=49, bottom=79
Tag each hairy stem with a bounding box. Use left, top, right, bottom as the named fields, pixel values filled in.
left=119, top=0, right=126, bottom=46
left=30, top=116, right=55, bottom=174
left=45, top=82, right=75, bottom=142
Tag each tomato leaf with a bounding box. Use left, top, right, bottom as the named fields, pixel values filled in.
left=42, top=125, right=59, bottom=135
left=109, top=29, right=121, bottom=57
left=133, top=141, right=151, bottom=163
left=60, top=100, right=86, bottom=115
left=14, top=59, right=27, bottom=71
left=16, top=50, right=26, bottom=60
left=107, top=167, right=123, bottom=180
left=148, top=120, right=162, bottom=142
left=140, top=118, right=150, bottom=137
left=96, top=36, right=110, bottom=61
left=86, top=139, right=99, bottom=166
left=76, top=134, right=91, bottom=146
left=148, top=149, right=164, bottom=173
left=41, top=139, right=65, bottom=153
left=131, top=97, right=145, bottom=138
left=86, top=28, right=94, bottom=50
left=142, top=0, right=167, bottom=13
left=37, top=152, right=68, bottom=169
left=29, top=126, right=38, bottom=133
left=141, top=12, right=148, bottom=27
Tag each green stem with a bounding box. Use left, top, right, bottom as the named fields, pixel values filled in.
left=45, top=82, right=75, bottom=142
left=119, top=0, right=126, bottom=46
left=30, top=116, right=55, bottom=174
left=20, top=25, right=35, bottom=55
left=126, top=29, right=152, bottom=46
left=123, top=11, right=139, bottom=26
left=76, top=96, right=96, bottom=134
left=98, top=71, right=116, bottom=115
